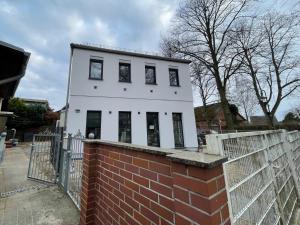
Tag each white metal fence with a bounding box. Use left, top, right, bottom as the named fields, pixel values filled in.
left=205, top=130, right=300, bottom=225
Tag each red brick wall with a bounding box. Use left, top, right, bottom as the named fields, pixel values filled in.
left=80, top=142, right=230, bottom=225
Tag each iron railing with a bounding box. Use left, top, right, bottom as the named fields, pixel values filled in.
left=59, top=134, right=84, bottom=209
left=27, top=133, right=61, bottom=183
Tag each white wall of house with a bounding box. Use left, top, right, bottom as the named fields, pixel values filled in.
left=66, top=46, right=198, bottom=149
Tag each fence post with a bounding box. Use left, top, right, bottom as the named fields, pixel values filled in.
left=262, top=132, right=287, bottom=225
left=204, top=134, right=224, bottom=156
left=64, top=134, right=72, bottom=191
left=282, top=130, right=300, bottom=198
left=0, top=132, right=6, bottom=163
left=27, top=134, right=35, bottom=178
left=54, top=134, right=61, bottom=177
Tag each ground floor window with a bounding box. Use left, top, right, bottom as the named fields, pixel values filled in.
left=146, top=112, right=160, bottom=147
left=86, top=111, right=101, bottom=139
left=172, top=113, right=184, bottom=148
left=119, top=111, right=131, bottom=143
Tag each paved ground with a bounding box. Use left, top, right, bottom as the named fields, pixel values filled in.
left=292, top=207, right=300, bottom=225
left=0, top=143, right=80, bottom=225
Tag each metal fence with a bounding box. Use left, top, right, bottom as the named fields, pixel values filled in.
left=205, top=130, right=300, bottom=225
left=59, top=134, right=84, bottom=209
left=27, top=133, right=61, bottom=183
left=0, top=132, right=6, bottom=163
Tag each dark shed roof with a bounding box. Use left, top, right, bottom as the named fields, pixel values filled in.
left=0, top=41, right=30, bottom=109
left=70, top=43, right=191, bottom=64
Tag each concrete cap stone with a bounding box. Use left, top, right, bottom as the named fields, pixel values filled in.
left=84, top=139, right=227, bottom=168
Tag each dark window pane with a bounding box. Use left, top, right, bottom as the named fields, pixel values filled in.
left=86, top=111, right=101, bottom=139
left=119, top=112, right=131, bottom=143
left=145, top=66, right=156, bottom=84
left=89, top=60, right=103, bottom=79
left=119, top=63, right=131, bottom=82
left=169, top=68, right=179, bottom=86
left=172, top=113, right=184, bottom=148
left=146, top=112, right=160, bottom=147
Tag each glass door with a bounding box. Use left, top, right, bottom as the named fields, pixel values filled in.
left=146, top=112, right=160, bottom=147
left=172, top=113, right=184, bottom=148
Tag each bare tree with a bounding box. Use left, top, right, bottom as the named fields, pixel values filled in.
left=191, top=62, right=216, bottom=128
left=231, top=76, right=257, bottom=121
left=161, top=0, right=250, bottom=129
left=291, top=104, right=300, bottom=118
left=232, top=12, right=300, bottom=128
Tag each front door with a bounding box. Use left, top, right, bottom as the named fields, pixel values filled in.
left=146, top=112, right=160, bottom=147
left=172, top=113, right=184, bottom=148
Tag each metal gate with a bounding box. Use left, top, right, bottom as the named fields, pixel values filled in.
left=27, top=133, right=61, bottom=183
left=59, top=134, right=84, bottom=209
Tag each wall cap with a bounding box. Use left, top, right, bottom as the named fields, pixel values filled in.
left=83, top=139, right=179, bottom=156
left=167, top=151, right=228, bottom=169
left=84, top=140, right=227, bottom=168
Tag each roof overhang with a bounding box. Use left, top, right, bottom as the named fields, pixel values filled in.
left=0, top=41, right=30, bottom=99
left=71, top=43, right=192, bottom=64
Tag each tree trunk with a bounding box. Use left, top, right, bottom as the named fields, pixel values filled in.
left=266, top=114, right=274, bottom=129
left=219, top=88, right=235, bottom=130
left=202, top=101, right=211, bottom=130
left=260, top=104, right=274, bottom=129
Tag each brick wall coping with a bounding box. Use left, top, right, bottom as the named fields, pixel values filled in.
left=167, top=151, right=227, bottom=168
left=83, top=139, right=227, bottom=168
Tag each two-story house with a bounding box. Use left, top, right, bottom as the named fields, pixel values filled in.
left=65, top=43, right=198, bottom=149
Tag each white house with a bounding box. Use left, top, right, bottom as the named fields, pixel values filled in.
left=65, top=43, right=198, bottom=149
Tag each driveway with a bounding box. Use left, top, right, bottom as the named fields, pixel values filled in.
left=0, top=143, right=80, bottom=225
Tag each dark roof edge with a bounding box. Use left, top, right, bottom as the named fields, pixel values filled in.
left=70, top=43, right=191, bottom=64
left=0, top=41, right=31, bottom=97
left=0, top=41, right=30, bottom=56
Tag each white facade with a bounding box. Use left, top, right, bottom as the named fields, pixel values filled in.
left=65, top=44, right=198, bottom=149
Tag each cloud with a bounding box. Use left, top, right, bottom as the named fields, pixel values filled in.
left=0, top=0, right=293, bottom=119
left=0, top=0, right=178, bottom=110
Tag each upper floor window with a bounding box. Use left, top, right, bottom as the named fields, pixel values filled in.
left=145, top=66, right=156, bottom=85
left=119, top=63, right=131, bottom=82
left=169, top=68, right=179, bottom=86
left=89, top=59, right=103, bottom=80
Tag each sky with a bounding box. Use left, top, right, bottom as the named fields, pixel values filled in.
left=0, top=0, right=298, bottom=120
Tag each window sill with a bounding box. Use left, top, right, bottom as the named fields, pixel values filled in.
left=170, top=85, right=181, bottom=87
left=89, top=78, right=103, bottom=81
left=119, top=81, right=132, bottom=83
left=145, top=83, right=157, bottom=85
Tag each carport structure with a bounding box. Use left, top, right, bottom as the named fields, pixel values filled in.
left=0, top=40, right=30, bottom=132
left=0, top=41, right=30, bottom=161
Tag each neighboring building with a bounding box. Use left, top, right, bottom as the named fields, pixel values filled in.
left=250, top=116, right=278, bottom=126
left=194, top=103, right=247, bottom=132
left=65, top=43, right=198, bottom=149
left=57, top=105, right=66, bottom=128
left=20, top=98, right=49, bottom=109
left=0, top=41, right=30, bottom=132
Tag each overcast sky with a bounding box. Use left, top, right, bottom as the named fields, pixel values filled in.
left=0, top=0, right=298, bottom=120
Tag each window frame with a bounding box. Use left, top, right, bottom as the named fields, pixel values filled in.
left=89, top=59, right=103, bottom=80
left=119, top=62, right=131, bottom=83
left=145, top=65, right=157, bottom=85
left=169, top=68, right=180, bottom=87
left=118, top=111, right=132, bottom=143
left=86, top=110, right=102, bottom=139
